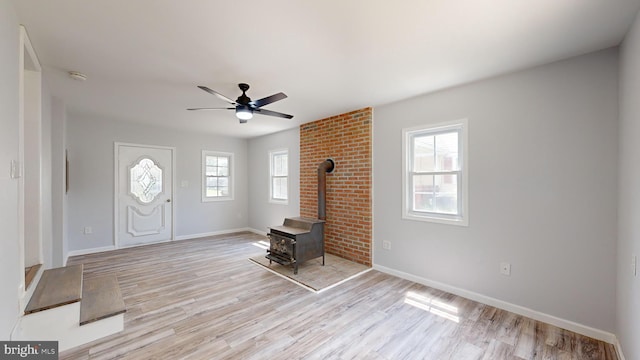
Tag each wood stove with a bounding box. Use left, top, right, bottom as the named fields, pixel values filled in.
left=267, top=217, right=325, bottom=274
left=266, top=159, right=334, bottom=274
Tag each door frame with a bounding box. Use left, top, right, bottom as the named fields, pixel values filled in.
left=18, top=25, right=43, bottom=310
left=113, top=142, right=176, bottom=249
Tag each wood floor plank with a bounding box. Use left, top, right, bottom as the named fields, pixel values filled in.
left=62, top=232, right=617, bottom=360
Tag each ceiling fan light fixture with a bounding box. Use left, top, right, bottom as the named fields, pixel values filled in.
left=235, top=106, right=253, bottom=121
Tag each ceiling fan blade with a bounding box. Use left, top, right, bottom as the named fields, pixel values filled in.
left=197, top=86, right=237, bottom=105
left=254, top=108, right=294, bottom=119
left=250, top=92, right=287, bottom=108
left=187, top=107, right=235, bottom=111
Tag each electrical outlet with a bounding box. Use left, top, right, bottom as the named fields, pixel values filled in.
left=500, top=262, right=511, bottom=276
left=382, top=241, right=391, bottom=250
left=84, top=226, right=92, bottom=235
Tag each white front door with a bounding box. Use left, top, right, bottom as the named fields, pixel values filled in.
left=116, top=143, right=173, bottom=248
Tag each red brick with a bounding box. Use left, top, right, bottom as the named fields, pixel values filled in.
left=300, top=107, right=372, bottom=266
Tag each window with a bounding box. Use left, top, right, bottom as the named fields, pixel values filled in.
left=202, top=151, right=233, bottom=202
left=130, top=157, right=163, bottom=203
left=269, top=149, right=288, bottom=204
left=403, top=119, right=468, bottom=226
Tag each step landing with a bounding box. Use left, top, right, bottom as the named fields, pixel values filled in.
left=24, top=264, right=83, bottom=314
left=80, top=275, right=126, bottom=326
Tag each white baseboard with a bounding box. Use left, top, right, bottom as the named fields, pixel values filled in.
left=247, top=228, right=268, bottom=236
left=174, top=227, right=254, bottom=241
left=65, top=246, right=115, bottom=265
left=373, top=264, right=618, bottom=345
left=64, top=229, right=262, bottom=264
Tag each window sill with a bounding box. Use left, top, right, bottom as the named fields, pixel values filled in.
left=402, top=212, right=468, bottom=227
left=202, top=197, right=234, bottom=203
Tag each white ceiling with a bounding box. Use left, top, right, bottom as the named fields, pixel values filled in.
left=10, top=0, right=640, bottom=139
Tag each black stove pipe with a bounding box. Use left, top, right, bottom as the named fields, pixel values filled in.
left=318, top=159, right=335, bottom=220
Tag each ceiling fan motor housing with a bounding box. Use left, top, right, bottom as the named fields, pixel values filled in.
left=236, top=83, right=252, bottom=105
left=188, top=83, right=293, bottom=121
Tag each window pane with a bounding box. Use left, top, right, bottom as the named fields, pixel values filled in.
left=203, top=151, right=233, bottom=200
left=413, top=135, right=435, bottom=172
left=130, top=157, right=163, bottom=203
left=412, top=174, right=434, bottom=212
left=435, top=132, right=459, bottom=171
left=273, top=178, right=287, bottom=199
left=217, top=166, right=228, bottom=177
left=434, top=174, right=458, bottom=214
left=273, top=154, right=287, bottom=176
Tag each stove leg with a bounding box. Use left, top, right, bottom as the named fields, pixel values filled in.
left=294, top=264, right=298, bottom=275
left=322, top=254, right=325, bottom=266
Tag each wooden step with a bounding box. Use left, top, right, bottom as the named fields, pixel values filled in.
left=24, top=264, right=83, bottom=314
left=80, top=275, right=126, bottom=326
left=24, top=263, right=42, bottom=290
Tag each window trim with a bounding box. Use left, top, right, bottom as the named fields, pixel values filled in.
left=269, top=148, right=289, bottom=205
left=402, top=119, right=468, bottom=226
left=201, top=150, right=234, bottom=202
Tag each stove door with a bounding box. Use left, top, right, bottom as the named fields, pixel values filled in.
left=269, top=233, right=295, bottom=256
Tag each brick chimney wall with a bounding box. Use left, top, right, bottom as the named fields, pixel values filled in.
left=299, top=107, right=372, bottom=266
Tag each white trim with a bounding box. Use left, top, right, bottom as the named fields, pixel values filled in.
left=202, top=150, right=234, bottom=202
left=17, top=25, right=43, bottom=305
left=64, top=246, right=117, bottom=265
left=64, top=229, right=259, bottom=263
left=248, top=227, right=268, bottom=236
left=373, top=264, right=617, bottom=344
left=402, top=119, right=469, bottom=226
left=615, top=338, right=626, bottom=360
left=269, top=148, right=289, bottom=205
left=249, top=259, right=372, bottom=294
left=174, top=228, right=253, bottom=241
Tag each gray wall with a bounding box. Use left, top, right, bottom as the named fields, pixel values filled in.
left=618, top=11, right=640, bottom=360
left=50, top=97, right=67, bottom=266
left=0, top=0, right=22, bottom=339
left=374, top=49, right=618, bottom=332
left=65, top=114, right=249, bottom=252
left=247, top=128, right=300, bottom=234
left=40, top=79, right=53, bottom=268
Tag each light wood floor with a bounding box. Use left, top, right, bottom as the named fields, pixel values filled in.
left=64, top=232, right=617, bottom=360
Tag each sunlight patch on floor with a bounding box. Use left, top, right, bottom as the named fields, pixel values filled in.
left=404, top=291, right=460, bottom=323
left=252, top=240, right=270, bottom=250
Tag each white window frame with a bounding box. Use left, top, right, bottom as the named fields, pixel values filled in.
left=269, top=148, right=289, bottom=204
left=202, top=150, right=234, bottom=202
left=402, top=119, right=468, bottom=226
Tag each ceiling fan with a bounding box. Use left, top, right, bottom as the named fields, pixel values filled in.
left=187, top=83, right=293, bottom=123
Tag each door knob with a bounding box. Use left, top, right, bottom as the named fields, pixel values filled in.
left=166, top=199, right=171, bottom=203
